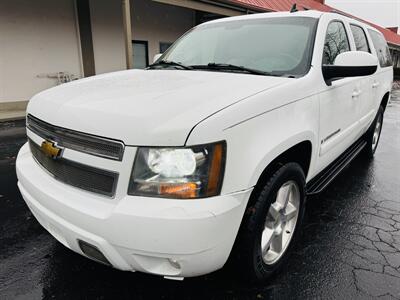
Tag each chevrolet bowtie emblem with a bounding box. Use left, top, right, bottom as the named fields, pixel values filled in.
left=41, top=140, right=63, bottom=159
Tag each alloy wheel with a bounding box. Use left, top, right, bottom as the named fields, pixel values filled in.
left=261, top=180, right=300, bottom=265
left=372, top=113, right=383, bottom=152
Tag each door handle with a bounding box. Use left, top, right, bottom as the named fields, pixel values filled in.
left=352, top=90, right=362, bottom=98
left=372, top=82, right=380, bottom=88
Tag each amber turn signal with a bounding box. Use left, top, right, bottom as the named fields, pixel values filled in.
left=160, top=182, right=198, bottom=199
left=206, top=143, right=224, bottom=196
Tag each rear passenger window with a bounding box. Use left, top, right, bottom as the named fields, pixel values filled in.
left=368, top=29, right=392, bottom=67
left=323, top=21, right=350, bottom=65
left=350, top=25, right=370, bottom=52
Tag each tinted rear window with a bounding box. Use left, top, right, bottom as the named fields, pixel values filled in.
left=368, top=29, right=392, bottom=67
left=350, top=25, right=370, bottom=52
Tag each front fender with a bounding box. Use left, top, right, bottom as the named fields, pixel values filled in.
left=186, top=93, right=320, bottom=195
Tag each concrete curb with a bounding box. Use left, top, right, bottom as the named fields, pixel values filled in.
left=0, top=112, right=26, bottom=123
left=0, top=115, right=26, bottom=123
left=0, top=127, right=26, bottom=140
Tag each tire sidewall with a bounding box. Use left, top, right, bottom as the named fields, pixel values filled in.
left=249, top=163, right=306, bottom=280
left=366, top=106, right=384, bottom=157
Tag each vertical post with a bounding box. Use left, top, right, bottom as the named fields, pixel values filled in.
left=76, top=0, right=96, bottom=76
left=122, top=0, right=133, bottom=69
left=73, top=0, right=84, bottom=78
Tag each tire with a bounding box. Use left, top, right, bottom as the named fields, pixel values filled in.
left=363, top=106, right=384, bottom=158
left=233, top=162, right=306, bottom=282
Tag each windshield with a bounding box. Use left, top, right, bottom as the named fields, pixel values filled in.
left=158, top=17, right=318, bottom=77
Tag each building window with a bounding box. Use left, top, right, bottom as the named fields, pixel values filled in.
left=159, top=42, right=173, bottom=54
left=323, top=21, right=350, bottom=65
left=132, top=40, right=149, bottom=69
left=350, top=24, right=370, bottom=52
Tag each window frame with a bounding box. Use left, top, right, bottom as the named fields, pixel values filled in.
left=349, top=24, right=371, bottom=53
left=322, top=19, right=351, bottom=66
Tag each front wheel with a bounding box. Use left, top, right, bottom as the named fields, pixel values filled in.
left=233, top=163, right=306, bottom=282
left=363, top=106, right=384, bottom=158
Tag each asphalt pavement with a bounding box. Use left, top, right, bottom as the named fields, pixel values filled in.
left=0, top=90, right=399, bottom=300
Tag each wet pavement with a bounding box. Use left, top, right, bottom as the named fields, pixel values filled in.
left=1, top=90, right=400, bottom=300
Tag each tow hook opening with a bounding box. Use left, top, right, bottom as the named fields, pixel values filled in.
left=78, top=240, right=111, bottom=266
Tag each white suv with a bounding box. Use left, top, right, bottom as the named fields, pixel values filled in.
left=16, top=11, right=393, bottom=281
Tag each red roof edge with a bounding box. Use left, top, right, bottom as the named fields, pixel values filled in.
left=225, top=0, right=400, bottom=47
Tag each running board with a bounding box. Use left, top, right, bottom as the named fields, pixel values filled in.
left=306, top=138, right=367, bottom=195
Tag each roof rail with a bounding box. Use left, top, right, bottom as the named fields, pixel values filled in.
left=330, top=9, right=350, bottom=17
left=330, top=9, right=371, bottom=27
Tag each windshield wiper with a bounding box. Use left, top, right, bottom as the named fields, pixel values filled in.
left=148, top=60, right=193, bottom=70
left=190, top=63, right=271, bottom=76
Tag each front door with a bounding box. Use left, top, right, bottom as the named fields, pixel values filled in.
left=318, top=20, right=361, bottom=169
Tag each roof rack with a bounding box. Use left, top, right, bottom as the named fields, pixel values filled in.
left=330, top=9, right=370, bottom=26
left=330, top=9, right=350, bottom=17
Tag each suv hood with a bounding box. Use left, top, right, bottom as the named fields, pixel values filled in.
left=28, top=69, right=290, bottom=146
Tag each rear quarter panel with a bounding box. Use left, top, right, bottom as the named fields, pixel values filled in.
left=374, top=68, right=393, bottom=108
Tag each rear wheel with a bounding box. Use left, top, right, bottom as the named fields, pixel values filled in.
left=363, top=106, right=384, bottom=158
left=234, top=163, right=306, bottom=282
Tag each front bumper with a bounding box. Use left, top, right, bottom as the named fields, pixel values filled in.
left=16, top=143, right=252, bottom=278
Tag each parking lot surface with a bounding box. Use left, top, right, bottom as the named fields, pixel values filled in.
left=1, top=89, right=400, bottom=299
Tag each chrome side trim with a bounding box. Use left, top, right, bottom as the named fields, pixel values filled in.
left=321, top=128, right=341, bottom=144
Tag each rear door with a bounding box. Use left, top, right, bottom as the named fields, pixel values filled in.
left=349, top=23, right=376, bottom=133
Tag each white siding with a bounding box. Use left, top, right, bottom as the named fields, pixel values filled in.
left=89, top=0, right=195, bottom=75
left=89, top=0, right=126, bottom=74
left=0, top=0, right=195, bottom=103
left=0, top=0, right=82, bottom=103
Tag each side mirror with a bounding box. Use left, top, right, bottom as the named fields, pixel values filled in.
left=153, top=53, right=162, bottom=64
left=322, top=51, right=378, bottom=84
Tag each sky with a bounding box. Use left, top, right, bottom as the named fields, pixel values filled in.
left=326, top=0, right=400, bottom=31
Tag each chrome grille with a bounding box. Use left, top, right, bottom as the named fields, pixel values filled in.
left=29, top=139, right=118, bottom=197
left=27, top=114, right=124, bottom=161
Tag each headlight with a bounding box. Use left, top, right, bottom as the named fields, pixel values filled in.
left=128, top=141, right=226, bottom=199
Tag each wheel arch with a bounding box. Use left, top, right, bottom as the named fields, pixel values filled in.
left=247, top=138, right=313, bottom=210
left=380, top=91, right=390, bottom=111
left=230, top=139, right=314, bottom=266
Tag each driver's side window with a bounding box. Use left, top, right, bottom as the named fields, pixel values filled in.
left=323, top=21, right=350, bottom=65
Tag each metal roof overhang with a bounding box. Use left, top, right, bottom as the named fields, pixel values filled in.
left=152, top=0, right=264, bottom=16
left=153, top=0, right=400, bottom=49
